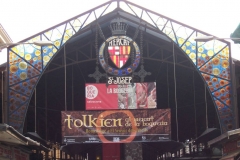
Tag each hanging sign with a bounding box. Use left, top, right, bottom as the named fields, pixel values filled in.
left=61, top=109, right=171, bottom=143
left=85, top=82, right=157, bottom=110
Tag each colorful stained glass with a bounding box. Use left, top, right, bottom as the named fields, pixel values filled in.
left=214, top=98, right=234, bottom=132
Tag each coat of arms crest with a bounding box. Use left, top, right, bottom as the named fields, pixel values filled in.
left=99, top=18, right=140, bottom=76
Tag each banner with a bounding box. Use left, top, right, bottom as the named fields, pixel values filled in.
left=61, top=109, right=170, bottom=143
left=85, top=82, right=157, bottom=110
left=102, top=143, right=120, bottom=160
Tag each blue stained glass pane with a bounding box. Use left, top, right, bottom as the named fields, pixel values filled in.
left=42, top=46, right=57, bottom=68
left=214, top=98, right=234, bottom=132
left=200, top=56, right=230, bottom=80
left=201, top=73, right=230, bottom=92
left=179, top=38, right=197, bottom=65
left=212, top=85, right=230, bottom=107
left=9, top=104, right=28, bottom=121
left=9, top=119, right=24, bottom=132
left=9, top=90, right=29, bottom=114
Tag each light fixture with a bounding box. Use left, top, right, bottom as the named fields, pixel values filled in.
left=0, top=40, right=53, bottom=52
left=194, top=35, right=240, bottom=42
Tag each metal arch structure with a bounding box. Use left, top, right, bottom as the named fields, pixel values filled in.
left=7, top=0, right=235, bottom=134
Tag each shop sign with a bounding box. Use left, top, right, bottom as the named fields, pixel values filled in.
left=223, top=137, right=240, bottom=153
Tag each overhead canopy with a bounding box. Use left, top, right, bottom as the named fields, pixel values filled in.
left=0, top=24, right=12, bottom=44
left=24, top=132, right=50, bottom=149
left=0, top=123, right=39, bottom=146
left=143, top=141, right=184, bottom=153
left=60, top=141, right=184, bottom=156
left=194, top=128, right=221, bottom=144
left=0, top=124, right=50, bottom=152
left=61, top=143, right=101, bottom=155
left=208, top=128, right=240, bottom=147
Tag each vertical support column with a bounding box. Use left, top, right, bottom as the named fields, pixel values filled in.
left=71, top=65, right=74, bottom=111
left=64, top=45, right=67, bottom=111
left=124, top=143, right=142, bottom=160
left=6, top=48, right=9, bottom=124
left=189, top=143, right=192, bottom=155
left=183, top=146, right=185, bottom=156
left=45, top=75, right=48, bottom=140
left=4, top=70, right=7, bottom=125
left=173, top=41, right=179, bottom=141
left=193, top=71, right=197, bottom=138
left=205, top=84, right=208, bottom=129
left=232, top=61, right=239, bottom=128
left=1, top=71, right=4, bottom=123
left=35, top=88, right=37, bottom=133
left=60, top=150, right=62, bottom=160
left=45, top=151, right=49, bottom=160
left=53, top=147, right=56, bottom=160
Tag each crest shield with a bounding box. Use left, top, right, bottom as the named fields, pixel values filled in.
left=108, top=45, right=131, bottom=68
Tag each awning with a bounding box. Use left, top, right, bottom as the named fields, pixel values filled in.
left=208, top=128, right=240, bottom=147
left=61, top=143, right=101, bottom=155
left=0, top=123, right=40, bottom=146
left=194, top=128, right=221, bottom=144
left=24, top=132, right=49, bottom=147
left=143, top=140, right=185, bottom=153
left=61, top=140, right=184, bottom=155
left=220, top=150, right=240, bottom=160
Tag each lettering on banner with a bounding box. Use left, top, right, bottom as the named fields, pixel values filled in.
left=108, top=77, right=132, bottom=85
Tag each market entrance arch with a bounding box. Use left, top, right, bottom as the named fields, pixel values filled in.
left=6, top=0, right=236, bottom=159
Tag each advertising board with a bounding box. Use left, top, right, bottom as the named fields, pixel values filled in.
left=85, top=82, right=156, bottom=110
left=62, top=109, right=170, bottom=143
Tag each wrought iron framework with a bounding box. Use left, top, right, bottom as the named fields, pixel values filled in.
left=7, top=0, right=234, bottom=134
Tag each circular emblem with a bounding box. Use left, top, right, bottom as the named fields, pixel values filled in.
left=85, top=85, right=98, bottom=99
left=99, top=36, right=140, bottom=76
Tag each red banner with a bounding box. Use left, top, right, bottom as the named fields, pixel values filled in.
left=85, top=82, right=156, bottom=110
left=61, top=109, right=170, bottom=143
left=103, top=143, right=120, bottom=160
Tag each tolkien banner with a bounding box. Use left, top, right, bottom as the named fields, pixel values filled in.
left=85, top=82, right=157, bottom=110
left=61, top=109, right=170, bottom=143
